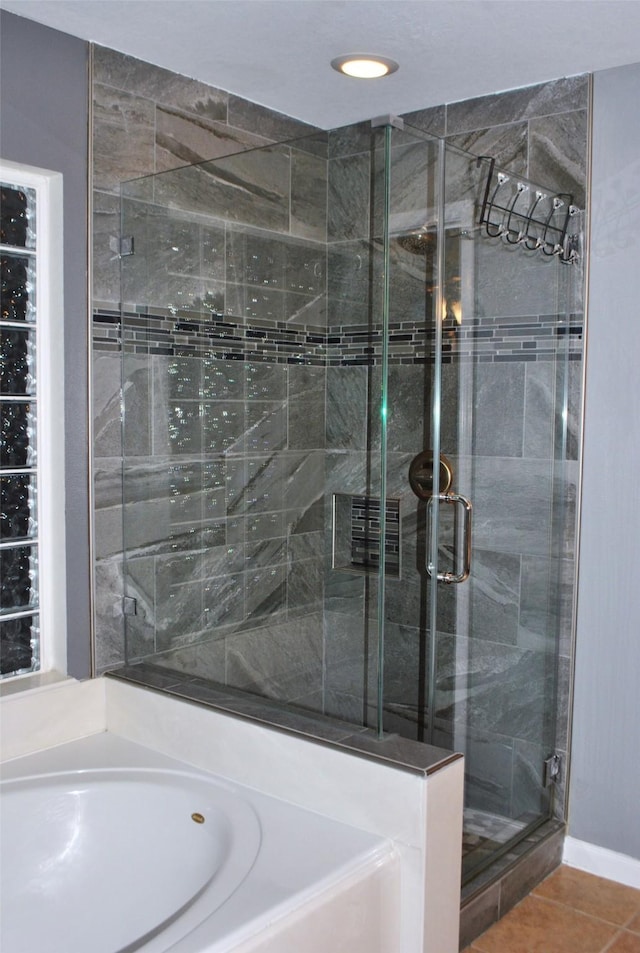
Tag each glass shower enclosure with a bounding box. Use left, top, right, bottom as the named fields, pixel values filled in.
left=118, top=121, right=582, bottom=885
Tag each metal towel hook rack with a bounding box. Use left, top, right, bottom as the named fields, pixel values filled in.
left=478, top=157, right=580, bottom=263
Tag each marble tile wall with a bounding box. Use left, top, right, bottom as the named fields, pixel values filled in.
left=91, top=48, right=585, bottom=829
left=91, top=46, right=327, bottom=693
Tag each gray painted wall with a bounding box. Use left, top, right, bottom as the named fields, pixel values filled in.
left=0, top=11, right=92, bottom=677
left=569, top=62, right=640, bottom=861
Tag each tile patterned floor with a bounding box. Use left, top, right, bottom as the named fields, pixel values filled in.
left=463, top=866, right=640, bottom=953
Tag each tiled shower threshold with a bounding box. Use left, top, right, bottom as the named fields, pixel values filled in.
left=105, top=662, right=462, bottom=777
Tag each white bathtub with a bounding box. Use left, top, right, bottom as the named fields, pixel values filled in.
left=0, top=732, right=398, bottom=953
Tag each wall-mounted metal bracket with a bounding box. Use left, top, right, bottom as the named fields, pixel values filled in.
left=371, top=114, right=405, bottom=130
left=543, top=753, right=562, bottom=787
left=119, top=236, right=134, bottom=258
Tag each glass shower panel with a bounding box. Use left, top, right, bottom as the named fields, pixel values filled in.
left=120, top=132, right=385, bottom=720
left=384, top=131, right=578, bottom=880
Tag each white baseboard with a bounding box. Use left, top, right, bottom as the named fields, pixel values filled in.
left=563, top=836, right=640, bottom=888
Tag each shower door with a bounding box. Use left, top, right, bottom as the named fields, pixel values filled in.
left=382, top=126, right=580, bottom=880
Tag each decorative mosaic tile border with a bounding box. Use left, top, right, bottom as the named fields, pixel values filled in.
left=93, top=308, right=583, bottom=365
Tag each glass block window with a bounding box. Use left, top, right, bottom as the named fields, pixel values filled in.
left=1, top=181, right=40, bottom=676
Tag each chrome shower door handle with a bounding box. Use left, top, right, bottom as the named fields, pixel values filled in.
left=426, top=492, right=473, bottom=583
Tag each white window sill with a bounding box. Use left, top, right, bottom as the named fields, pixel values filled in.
left=0, top=670, right=73, bottom=699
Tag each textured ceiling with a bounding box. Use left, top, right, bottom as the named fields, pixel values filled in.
left=3, top=0, right=640, bottom=127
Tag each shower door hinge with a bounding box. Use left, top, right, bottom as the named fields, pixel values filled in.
left=123, top=596, right=138, bottom=616
left=119, top=236, right=134, bottom=257
left=543, top=753, right=562, bottom=787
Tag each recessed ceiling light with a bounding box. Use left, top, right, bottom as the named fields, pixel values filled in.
left=331, top=54, right=399, bottom=79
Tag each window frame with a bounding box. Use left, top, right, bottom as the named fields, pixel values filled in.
left=1, top=158, right=67, bottom=680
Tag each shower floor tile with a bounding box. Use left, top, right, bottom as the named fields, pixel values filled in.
left=462, top=808, right=528, bottom=877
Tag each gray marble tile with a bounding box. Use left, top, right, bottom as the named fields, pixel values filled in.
left=523, top=361, right=555, bottom=458
left=470, top=456, right=552, bottom=556
left=202, top=571, right=245, bottom=630
left=283, top=238, right=326, bottom=296
left=127, top=209, right=226, bottom=296
left=470, top=549, right=521, bottom=645
left=92, top=190, right=121, bottom=307
left=202, top=401, right=244, bottom=454
left=93, top=460, right=123, bottom=560
left=93, top=46, right=229, bottom=123
left=387, top=239, right=433, bottom=325
left=327, top=239, right=377, bottom=325
left=388, top=140, right=440, bottom=230
left=154, top=146, right=291, bottom=234
left=291, top=148, right=327, bottom=243
left=463, top=729, right=515, bottom=817
left=226, top=226, right=285, bottom=289
left=518, top=555, right=553, bottom=644
left=245, top=536, right=286, bottom=571
left=324, top=609, right=378, bottom=699
left=244, top=510, right=286, bottom=542
left=124, top=556, right=156, bottom=660
left=474, top=237, right=562, bottom=318
left=93, top=353, right=124, bottom=458
left=153, top=638, right=226, bottom=681
left=445, top=76, right=589, bottom=135
left=156, top=106, right=271, bottom=173
left=400, top=106, right=446, bottom=139
left=474, top=362, right=526, bottom=457
left=244, top=564, right=287, bottom=623
left=463, top=638, right=553, bottom=745
left=288, top=365, right=325, bottom=450
left=93, top=556, right=125, bottom=673
left=244, top=401, right=287, bottom=453
left=328, top=121, right=374, bottom=159
left=283, top=290, right=327, bottom=325
left=287, top=553, right=323, bottom=615
left=447, top=122, right=528, bottom=180
left=154, top=556, right=204, bottom=651
left=281, top=450, right=324, bottom=518
left=323, top=563, right=365, bottom=617
left=288, top=498, right=324, bottom=536
left=324, top=449, right=371, bottom=498
left=201, top=358, right=245, bottom=401
left=227, top=95, right=318, bottom=144
left=328, top=154, right=371, bottom=242
left=384, top=365, right=428, bottom=453
left=243, top=361, right=285, bottom=401
left=528, top=110, right=588, bottom=209
left=241, top=455, right=285, bottom=515
left=166, top=356, right=201, bottom=401
left=226, top=616, right=323, bottom=702
left=167, top=459, right=225, bottom=526
left=323, top=689, right=370, bottom=726
left=326, top=366, right=368, bottom=450
left=93, top=83, right=155, bottom=193
left=511, top=739, right=549, bottom=818
left=224, top=283, right=284, bottom=321
left=380, top=621, right=426, bottom=719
